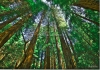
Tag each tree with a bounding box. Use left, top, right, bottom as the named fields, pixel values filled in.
left=52, top=6, right=76, bottom=68
left=72, top=0, right=99, bottom=11
left=44, top=19, right=50, bottom=69
left=15, top=11, right=46, bottom=68
left=0, top=13, right=32, bottom=48
left=0, top=0, right=99, bottom=69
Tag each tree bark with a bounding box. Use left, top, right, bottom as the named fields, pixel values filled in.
left=0, top=11, right=12, bottom=17
left=53, top=53, right=56, bottom=69
left=52, top=9, right=76, bottom=68
left=0, top=15, right=20, bottom=29
left=72, top=0, right=99, bottom=12
left=0, top=14, right=32, bottom=48
left=44, top=20, right=50, bottom=69
left=15, top=11, right=46, bottom=69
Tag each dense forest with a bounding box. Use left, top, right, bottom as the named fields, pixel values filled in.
left=0, top=0, right=99, bottom=69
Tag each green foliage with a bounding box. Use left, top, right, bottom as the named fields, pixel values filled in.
left=0, top=5, right=10, bottom=13
left=0, top=0, right=99, bottom=69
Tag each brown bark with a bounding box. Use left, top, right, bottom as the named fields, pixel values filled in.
left=44, top=20, right=50, bottom=69
left=50, top=44, right=56, bottom=69
left=62, top=58, right=66, bottom=69
left=0, top=14, right=32, bottom=48
left=64, top=31, right=76, bottom=55
left=72, top=12, right=99, bottom=26
left=64, top=31, right=77, bottom=66
left=73, top=0, right=99, bottom=12
left=15, top=11, right=46, bottom=69
left=50, top=54, right=54, bottom=69
left=53, top=53, right=56, bottom=69
left=0, top=15, right=20, bottom=29
left=0, top=5, right=30, bottom=30
left=52, top=10, right=76, bottom=68
left=46, top=47, right=50, bottom=69
left=44, top=51, right=47, bottom=69
left=0, top=11, right=12, bottom=17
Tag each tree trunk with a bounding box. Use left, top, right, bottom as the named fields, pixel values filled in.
left=0, top=6, right=30, bottom=30
left=50, top=55, right=54, bottom=69
left=0, top=14, right=32, bottom=48
left=0, top=15, right=20, bottom=29
left=53, top=53, right=56, bottom=69
left=52, top=9, right=76, bottom=68
left=72, top=0, right=99, bottom=12
left=0, top=11, right=12, bottom=17
left=44, top=20, right=50, bottom=69
left=44, top=51, right=47, bottom=69
left=15, top=11, right=46, bottom=69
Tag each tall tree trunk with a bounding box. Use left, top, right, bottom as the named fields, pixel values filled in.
left=44, top=20, right=50, bottom=69
left=50, top=55, right=54, bottom=69
left=72, top=12, right=99, bottom=26
left=72, top=0, right=99, bottom=12
left=0, top=11, right=13, bottom=17
left=0, top=15, right=20, bottom=29
left=64, top=30, right=77, bottom=65
left=0, top=13, right=32, bottom=48
left=15, top=11, right=46, bottom=69
left=0, top=6, right=30, bottom=30
left=53, top=52, right=56, bottom=69
left=62, top=57, right=66, bottom=69
left=53, top=23, right=62, bottom=69
left=52, top=9, right=76, bottom=68
left=44, top=51, right=47, bottom=69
